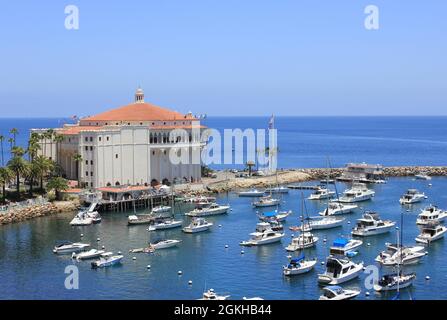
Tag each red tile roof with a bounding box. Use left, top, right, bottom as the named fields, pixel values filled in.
left=82, top=102, right=196, bottom=122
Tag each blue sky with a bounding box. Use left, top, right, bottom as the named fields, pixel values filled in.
left=0, top=1, right=446, bottom=117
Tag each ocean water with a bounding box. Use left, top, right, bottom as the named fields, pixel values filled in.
left=0, top=117, right=447, bottom=300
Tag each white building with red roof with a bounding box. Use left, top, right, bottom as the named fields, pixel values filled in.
left=32, top=88, right=206, bottom=189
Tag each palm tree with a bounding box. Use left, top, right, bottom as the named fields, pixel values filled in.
left=53, top=134, right=64, bottom=164
left=34, top=155, right=53, bottom=191
left=0, top=135, right=4, bottom=166
left=46, top=176, right=68, bottom=201
left=9, top=128, right=18, bottom=147
left=7, top=155, right=30, bottom=197
left=0, top=167, right=14, bottom=203
left=8, top=138, right=14, bottom=154
left=46, top=129, right=55, bottom=160
left=73, top=153, right=82, bottom=187
left=11, top=146, right=26, bottom=158
left=27, top=161, right=41, bottom=197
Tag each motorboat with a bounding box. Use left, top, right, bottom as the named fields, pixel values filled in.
left=264, top=186, right=289, bottom=194
left=268, top=220, right=284, bottom=231
left=308, top=187, right=335, bottom=200
left=373, top=272, right=416, bottom=292
left=319, top=202, right=358, bottom=216
left=184, top=195, right=217, bottom=203
left=338, top=183, right=375, bottom=203
left=283, top=254, right=317, bottom=276
left=91, top=252, right=123, bottom=269
left=415, top=222, right=447, bottom=244
left=285, top=232, right=319, bottom=251
left=183, top=218, right=213, bottom=233
left=258, top=210, right=291, bottom=222
left=53, top=242, right=90, bottom=254
left=415, top=173, right=431, bottom=180
left=150, top=239, right=181, bottom=249
left=128, top=214, right=154, bottom=225
left=240, top=226, right=284, bottom=246
left=185, top=203, right=230, bottom=217
left=129, top=247, right=155, bottom=254
left=399, top=189, right=426, bottom=205
left=318, top=286, right=361, bottom=300
left=238, top=189, right=265, bottom=197
left=318, top=256, right=364, bottom=285
left=416, top=205, right=447, bottom=225
left=198, top=289, right=230, bottom=300
left=148, top=217, right=183, bottom=231
left=252, top=196, right=280, bottom=208
left=151, top=205, right=171, bottom=214
left=375, top=244, right=425, bottom=266
left=329, top=238, right=363, bottom=257
left=297, top=217, right=345, bottom=231
left=351, top=212, right=396, bottom=236
left=87, top=211, right=102, bottom=224
left=69, top=212, right=93, bottom=226
left=72, top=249, right=106, bottom=260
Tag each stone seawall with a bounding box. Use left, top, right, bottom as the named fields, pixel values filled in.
left=0, top=201, right=79, bottom=225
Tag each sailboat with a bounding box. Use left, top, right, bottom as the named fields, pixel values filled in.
left=148, top=184, right=182, bottom=231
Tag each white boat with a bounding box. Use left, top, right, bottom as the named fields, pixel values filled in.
left=375, top=244, right=425, bottom=266
left=338, top=183, right=375, bottom=203
left=185, top=203, right=230, bottom=217
left=318, top=256, right=364, bottom=285
left=69, top=212, right=93, bottom=226
left=416, top=205, right=447, bottom=225
left=198, top=289, right=230, bottom=300
left=283, top=255, right=317, bottom=276
left=318, top=286, right=361, bottom=300
left=374, top=272, right=416, bottom=292
left=238, top=189, right=265, bottom=197
left=286, top=232, right=319, bottom=251
left=301, top=217, right=345, bottom=231
left=148, top=218, right=183, bottom=231
left=53, top=242, right=90, bottom=254
left=72, top=249, right=106, bottom=260
left=319, top=202, right=358, bottom=216
left=415, top=222, right=447, bottom=244
left=240, top=227, right=284, bottom=246
left=308, top=187, right=335, bottom=200
left=399, top=189, right=426, bottom=205
left=351, top=212, right=396, bottom=236
left=91, top=253, right=123, bottom=268
left=183, top=218, right=213, bottom=233
left=150, top=239, right=181, bottom=249
left=264, top=186, right=289, bottom=194
left=243, top=297, right=264, bottom=300
left=329, top=238, right=363, bottom=257
left=415, top=173, right=431, bottom=180
left=128, top=214, right=154, bottom=225
left=87, top=211, right=102, bottom=224
left=252, top=196, right=280, bottom=208
left=151, top=205, right=172, bottom=214
left=258, top=210, right=291, bottom=222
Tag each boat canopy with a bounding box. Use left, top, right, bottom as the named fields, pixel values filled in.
left=333, top=238, right=349, bottom=247
left=324, top=286, right=343, bottom=294
left=291, top=254, right=305, bottom=263
left=263, top=211, right=278, bottom=217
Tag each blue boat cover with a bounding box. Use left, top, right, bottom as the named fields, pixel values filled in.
left=291, top=254, right=305, bottom=263
left=263, top=211, right=278, bottom=217
left=333, top=238, right=349, bottom=247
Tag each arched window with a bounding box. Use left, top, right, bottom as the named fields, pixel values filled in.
left=115, top=181, right=120, bottom=186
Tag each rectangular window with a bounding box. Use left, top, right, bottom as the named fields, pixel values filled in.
left=115, top=154, right=118, bottom=159
left=85, top=171, right=89, bottom=176
left=99, top=137, right=102, bottom=141
left=85, top=137, right=88, bottom=142
left=107, top=137, right=109, bottom=141
left=90, top=146, right=93, bottom=151
left=90, top=171, right=93, bottom=176
left=85, top=160, right=88, bottom=165
left=90, top=160, right=93, bottom=165
left=89, top=137, right=93, bottom=142
left=85, top=146, right=88, bottom=151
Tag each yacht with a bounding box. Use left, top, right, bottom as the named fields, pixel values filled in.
left=198, top=289, right=230, bottom=300
left=268, top=220, right=284, bottom=231
left=415, top=173, right=431, bottom=180
left=318, top=256, right=364, bottom=285
left=399, top=189, right=426, bottom=205
left=238, top=189, right=264, bottom=197
left=318, top=286, right=361, bottom=300
left=373, top=272, right=416, bottom=292
left=283, top=255, right=317, bottom=276
left=72, top=249, right=106, bottom=260
left=185, top=203, right=230, bottom=217
left=297, top=217, right=345, bottom=231
left=147, top=217, right=183, bottom=231
left=375, top=244, right=425, bottom=266
left=338, top=183, right=375, bottom=203
left=258, top=210, right=291, bottom=222
left=308, top=187, right=335, bottom=200
left=240, top=226, right=284, bottom=246
left=151, top=205, right=171, bottom=214
left=351, top=212, right=396, bottom=236
left=415, top=222, right=447, bottom=244
left=182, top=218, right=213, bottom=233
left=319, top=202, right=358, bottom=216
left=53, top=242, right=90, bottom=254
left=91, top=252, right=123, bottom=269
left=69, top=212, right=93, bottom=226
left=286, top=232, right=319, bottom=251
left=329, top=238, right=363, bottom=257
left=416, top=205, right=447, bottom=225
left=150, top=239, right=181, bottom=249
left=252, top=196, right=280, bottom=208
left=264, top=186, right=289, bottom=194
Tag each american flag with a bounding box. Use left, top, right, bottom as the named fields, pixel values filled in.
left=268, top=114, right=274, bottom=130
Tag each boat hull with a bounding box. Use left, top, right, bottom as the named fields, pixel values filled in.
left=318, top=263, right=363, bottom=285
left=352, top=224, right=395, bottom=236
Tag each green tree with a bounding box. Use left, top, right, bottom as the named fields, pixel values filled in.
left=46, top=176, right=68, bottom=200
left=9, top=128, right=18, bottom=147
left=0, top=167, right=14, bottom=203
left=54, top=134, right=64, bottom=164
left=7, top=155, right=30, bottom=197
left=8, top=138, right=14, bottom=154
left=34, top=155, right=54, bottom=191
left=73, top=153, right=82, bottom=187
left=0, top=135, right=4, bottom=166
